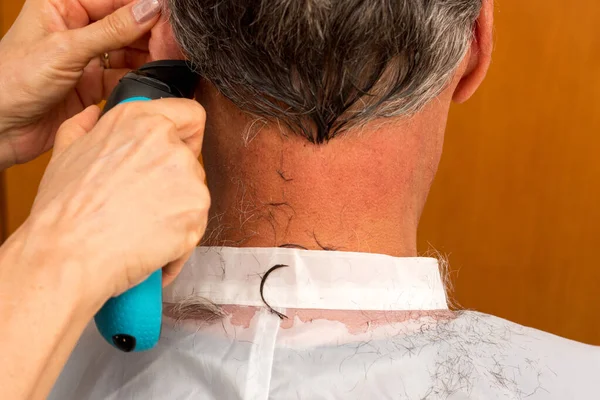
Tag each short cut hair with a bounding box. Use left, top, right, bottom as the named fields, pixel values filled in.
left=167, top=0, right=482, bottom=143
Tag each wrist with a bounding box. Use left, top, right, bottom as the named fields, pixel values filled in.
left=2, top=218, right=107, bottom=321
left=0, top=223, right=97, bottom=400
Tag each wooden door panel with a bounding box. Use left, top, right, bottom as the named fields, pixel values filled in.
left=418, top=0, right=600, bottom=344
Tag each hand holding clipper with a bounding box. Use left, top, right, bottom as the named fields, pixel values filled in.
left=94, top=61, right=200, bottom=352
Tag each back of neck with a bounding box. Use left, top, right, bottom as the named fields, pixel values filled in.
left=198, top=84, right=449, bottom=257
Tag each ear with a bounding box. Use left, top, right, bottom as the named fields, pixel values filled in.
left=148, top=15, right=186, bottom=61
left=453, top=0, right=494, bottom=103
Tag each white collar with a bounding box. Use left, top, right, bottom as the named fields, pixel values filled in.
left=164, top=247, right=448, bottom=311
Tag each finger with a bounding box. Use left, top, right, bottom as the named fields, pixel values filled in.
left=184, top=126, right=204, bottom=158
left=127, top=34, right=152, bottom=52
left=77, top=0, right=137, bottom=21
left=162, top=251, right=194, bottom=287
left=53, top=106, right=101, bottom=156
left=106, top=48, right=152, bottom=70
left=66, top=0, right=161, bottom=69
left=105, top=98, right=206, bottom=150
left=103, top=68, right=131, bottom=99
left=75, top=56, right=130, bottom=105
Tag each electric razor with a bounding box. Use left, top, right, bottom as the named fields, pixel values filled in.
left=94, top=60, right=199, bottom=352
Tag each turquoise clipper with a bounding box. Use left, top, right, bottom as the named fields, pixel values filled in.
left=94, top=61, right=199, bottom=352
left=94, top=96, right=159, bottom=353
left=95, top=270, right=162, bottom=352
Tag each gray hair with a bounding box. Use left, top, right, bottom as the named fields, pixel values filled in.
left=167, top=0, right=482, bottom=143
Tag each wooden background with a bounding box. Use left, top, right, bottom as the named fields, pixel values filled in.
left=2, top=1, right=600, bottom=344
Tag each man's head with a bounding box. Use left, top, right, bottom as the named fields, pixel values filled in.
left=166, top=0, right=485, bottom=143
left=150, top=0, right=493, bottom=255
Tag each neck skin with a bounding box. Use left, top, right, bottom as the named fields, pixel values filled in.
left=197, top=81, right=458, bottom=257
left=148, top=13, right=481, bottom=258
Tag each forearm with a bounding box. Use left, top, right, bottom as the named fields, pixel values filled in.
left=0, top=221, right=98, bottom=399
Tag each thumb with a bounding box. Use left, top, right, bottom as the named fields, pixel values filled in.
left=53, top=106, right=101, bottom=157
left=67, top=0, right=161, bottom=68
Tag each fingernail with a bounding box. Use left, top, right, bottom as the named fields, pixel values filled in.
left=132, top=0, right=161, bottom=23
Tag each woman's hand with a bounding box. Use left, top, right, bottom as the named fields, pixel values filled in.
left=27, top=98, right=209, bottom=302
left=0, top=0, right=161, bottom=169
left=0, top=98, right=209, bottom=399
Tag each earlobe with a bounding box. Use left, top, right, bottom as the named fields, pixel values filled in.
left=452, top=0, right=494, bottom=104
left=148, top=15, right=186, bottom=61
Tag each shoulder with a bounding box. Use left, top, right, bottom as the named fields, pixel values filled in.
left=449, top=311, right=599, bottom=353
left=439, top=311, right=600, bottom=398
